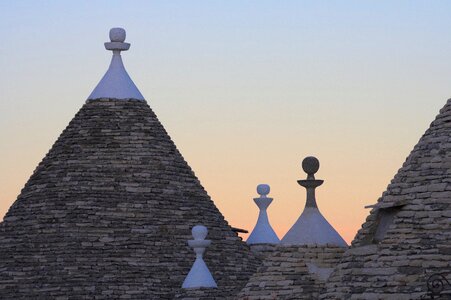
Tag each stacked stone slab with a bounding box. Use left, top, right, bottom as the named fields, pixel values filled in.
left=0, top=98, right=260, bottom=299
left=175, top=287, right=238, bottom=299
left=238, top=245, right=345, bottom=299
left=322, top=99, right=451, bottom=299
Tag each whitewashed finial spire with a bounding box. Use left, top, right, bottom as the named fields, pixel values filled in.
left=246, top=184, right=280, bottom=245
left=281, top=157, right=347, bottom=247
left=182, top=225, right=217, bottom=289
left=87, top=28, right=145, bottom=101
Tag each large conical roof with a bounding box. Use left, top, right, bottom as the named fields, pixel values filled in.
left=0, top=29, right=259, bottom=299
left=322, top=99, right=451, bottom=299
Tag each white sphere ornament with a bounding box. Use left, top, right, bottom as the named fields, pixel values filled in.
left=109, top=27, right=126, bottom=42
left=257, top=184, right=270, bottom=197
left=192, top=225, right=208, bottom=240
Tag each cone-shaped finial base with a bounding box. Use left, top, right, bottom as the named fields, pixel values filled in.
left=88, top=28, right=144, bottom=101
left=182, top=258, right=218, bottom=288
left=281, top=157, right=347, bottom=247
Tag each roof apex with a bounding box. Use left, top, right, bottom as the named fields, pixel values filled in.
left=87, top=28, right=145, bottom=101
left=281, top=157, right=347, bottom=247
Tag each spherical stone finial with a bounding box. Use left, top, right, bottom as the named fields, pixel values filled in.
left=257, top=184, right=270, bottom=197
left=192, top=225, right=208, bottom=240
left=302, top=156, right=320, bottom=175
left=109, top=28, right=126, bottom=42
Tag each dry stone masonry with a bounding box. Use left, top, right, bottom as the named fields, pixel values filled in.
left=0, top=26, right=450, bottom=300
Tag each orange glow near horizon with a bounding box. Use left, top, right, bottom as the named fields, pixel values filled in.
left=0, top=119, right=425, bottom=246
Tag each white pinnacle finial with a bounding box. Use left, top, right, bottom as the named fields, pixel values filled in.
left=257, top=184, right=270, bottom=197
left=182, top=225, right=217, bottom=289
left=104, top=28, right=130, bottom=52
left=110, top=28, right=126, bottom=42
left=281, top=157, right=348, bottom=247
left=87, top=27, right=145, bottom=101
left=246, top=184, right=280, bottom=245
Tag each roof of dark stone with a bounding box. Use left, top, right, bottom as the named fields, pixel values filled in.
left=0, top=98, right=260, bottom=299
left=322, top=99, right=451, bottom=299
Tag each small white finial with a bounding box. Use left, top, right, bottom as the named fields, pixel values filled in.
left=247, top=184, right=280, bottom=245
left=87, top=27, right=144, bottom=101
left=182, top=225, right=217, bottom=289
left=109, top=28, right=126, bottom=42
left=104, top=27, right=130, bottom=52
left=257, top=184, right=270, bottom=197
left=192, top=225, right=208, bottom=240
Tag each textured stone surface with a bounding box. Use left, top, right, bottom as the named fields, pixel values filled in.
left=238, top=244, right=345, bottom=299
left=322, top=99, right=451, bottom=299
left=0, top=99, right=260, bottom=299
left=174, top=287, right=236, bottom=299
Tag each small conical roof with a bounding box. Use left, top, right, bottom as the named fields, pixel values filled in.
left=0, top=28, right=259, bottom=299
left=323, top=99, right=451, bottom=299
left=281, top=157, right=347, bottom=247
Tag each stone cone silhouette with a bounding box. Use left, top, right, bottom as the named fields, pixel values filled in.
left=322, top=99, right=451, bottom=299
left=0, top=99, right=259, bottom=299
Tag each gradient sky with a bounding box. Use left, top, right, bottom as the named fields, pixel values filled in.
left=1, top=1, right=450, bottom=243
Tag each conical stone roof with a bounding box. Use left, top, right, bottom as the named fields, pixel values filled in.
left=0, top=29, right=259, bottom=299
left=322, top=99, right=451, bottom=299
